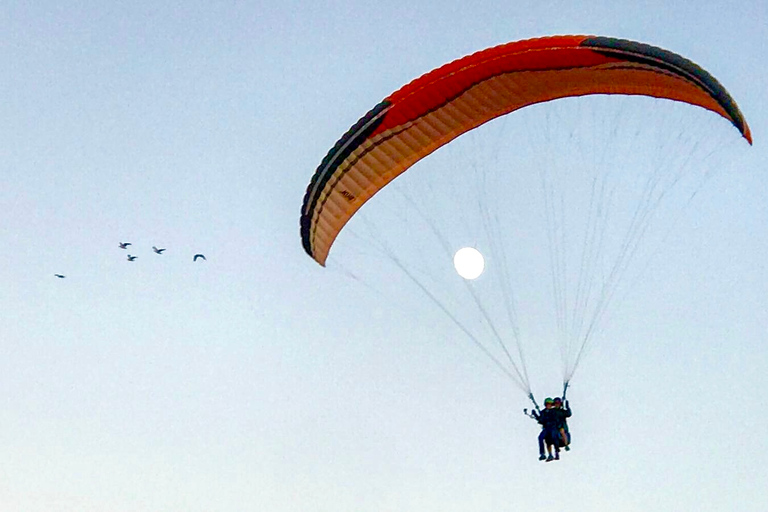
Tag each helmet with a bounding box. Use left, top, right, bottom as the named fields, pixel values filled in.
left=544, top=397, right=554, bottom=405
left=553, top=397, right=562, bottom=404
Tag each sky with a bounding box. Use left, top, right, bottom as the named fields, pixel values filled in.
left=2, top=1, right=767, bottom=511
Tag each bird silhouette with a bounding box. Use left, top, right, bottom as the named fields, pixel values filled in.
left=54, top=274, right=66, bottom=278
left=193, top=254, right=206, bottom=261
left=127, top=254, right=137, bottom=261
left=119, top=242, right=131, bottom=249
left=152, top=246, right=166, bottom=254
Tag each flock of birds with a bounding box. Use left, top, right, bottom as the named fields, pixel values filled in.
left=118, top=242, right=206, bottom=263
left=53, top=243, right=206, bottom=278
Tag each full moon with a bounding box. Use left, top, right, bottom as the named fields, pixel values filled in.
left=453, top=247, right=485, bottom=280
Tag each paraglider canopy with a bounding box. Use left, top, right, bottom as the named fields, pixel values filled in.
left=301, top=35, right=751, bottom=267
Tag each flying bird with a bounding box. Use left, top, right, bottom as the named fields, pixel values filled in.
left=119, top=242, right=131, bottom=249
left=152, top=246, right=166, bottom=254
left=127, top=254, right=137, bottom=261
left=54, top=274, right=66, bottom=278
left=193, top=254, right=206, bottom=261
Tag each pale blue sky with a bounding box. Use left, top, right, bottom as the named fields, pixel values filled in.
left=2, top=1, right=767, bottom=511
